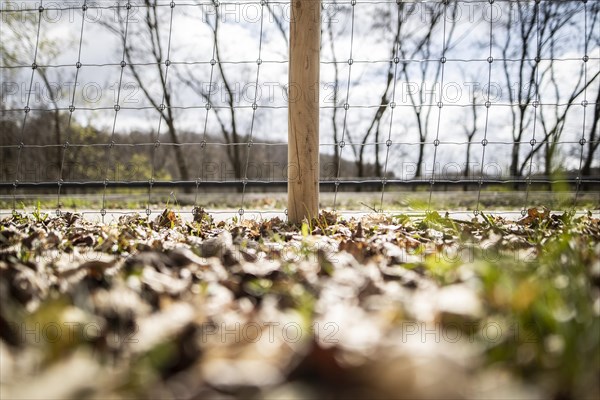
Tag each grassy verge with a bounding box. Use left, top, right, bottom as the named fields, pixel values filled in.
left=2, top=189, right=599, bottom=212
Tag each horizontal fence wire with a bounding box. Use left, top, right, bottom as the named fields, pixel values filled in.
left=1, top=0, right=599, bottom=219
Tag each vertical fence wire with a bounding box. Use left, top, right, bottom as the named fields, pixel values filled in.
left=100, top=1, right=133, bottom=222
left=575, top=0, right=590, bottom=207
left=475, top=0, right=495, bottom=215
left=56, top=0, right=88, bottom=216
left=11, top=1, right=44, bottom=213
left=522, top=0, right=542, bottom=216
left=427, top=0, right=449, bottom=211
left=378, top=3, right=401, bottom=213
left=239, top=0, right=266, bottom=220
left=193, top=2, right=219, bottom=211
left=332, top=0, right=356, bottom=211
left=147, top=0, right=176, bottom=218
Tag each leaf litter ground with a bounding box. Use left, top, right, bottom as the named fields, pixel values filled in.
left=1, top=208, right=599, bottom=399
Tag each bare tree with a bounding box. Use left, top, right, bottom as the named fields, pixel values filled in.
left=495, top=1, right=584, bottom=178
left=1, top=8, right=70, bottom=173
left=325, top=6, right=342, bottom=172
left=353, top=4, right=404, bottom=178
left=319, top=2, right=360, bottom=178
left=527, top=66, right=599, bottom=176
left=396, top=3, right=456, bottom=178
left=462, top=80, right=479, bottom=182
left=177, top=0, right=245, bottom=179
left=512, top=2, right=599, bottom=176
left=582, top=87, right=600, bottom=176
left=581, top=2, right=600, bottom=177
left=102, top=0, right=189, bottom=181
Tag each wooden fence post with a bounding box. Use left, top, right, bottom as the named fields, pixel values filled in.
left=288, top=0, right=320, bottom=223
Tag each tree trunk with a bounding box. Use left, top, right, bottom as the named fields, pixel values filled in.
left=464, top=141, right=471, bottom=191
left=544, top=140, right=551, bottom=176
left=510, top=141, right=520, bottom=188
left=356, top=152, right=364, bottom=192
left=582, top=91, right=600, bottom=177
left=165, top=119, right=189, bottom=188
left=39, top=70, right=62, bottom=177
left=53, top=110, right=61, bottom=178
left=375, top=128, right=381, bottom=177
left=415, top=141, right=425, bottom=179
left=225, top=141, right=243, bottom=193
left=357, top=157, right=364, bottom=179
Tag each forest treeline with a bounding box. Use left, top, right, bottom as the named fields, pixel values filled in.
left=0, top=109, right=374, bottom=185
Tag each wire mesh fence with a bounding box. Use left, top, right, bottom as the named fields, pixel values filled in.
left=1, top=0, right=599, bottom=219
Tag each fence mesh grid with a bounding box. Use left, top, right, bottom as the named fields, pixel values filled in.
left=1, top=0, right=599, bottom=220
